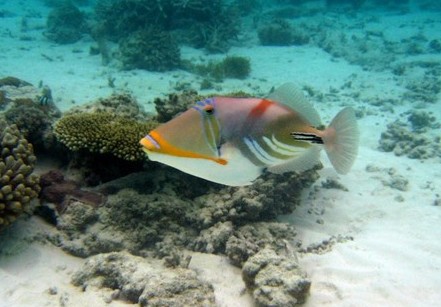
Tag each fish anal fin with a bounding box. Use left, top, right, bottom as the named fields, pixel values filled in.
left=268, top=146, right=321, bottom=174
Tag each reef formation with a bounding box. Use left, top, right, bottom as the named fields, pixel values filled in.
left=1, top=80, right=320, bottom=305
left=0, top=119, right=40, bottom=232
left=379, top=110, right=441, bottom=160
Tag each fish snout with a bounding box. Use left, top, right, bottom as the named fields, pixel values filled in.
left=140, top=135, right=160, bottom=152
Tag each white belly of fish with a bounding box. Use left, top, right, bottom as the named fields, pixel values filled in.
left=147, top=142, right=263, bottom=186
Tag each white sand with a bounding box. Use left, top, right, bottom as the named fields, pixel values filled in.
left=1, top=1, right=441, bottom=306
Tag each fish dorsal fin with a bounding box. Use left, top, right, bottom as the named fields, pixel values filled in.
left=267, top=146, right=321, bottom=174
left=267, top=83, right=322, bottom=127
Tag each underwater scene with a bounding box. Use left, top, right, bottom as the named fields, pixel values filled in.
left=0, top=0, right=441, bottom=306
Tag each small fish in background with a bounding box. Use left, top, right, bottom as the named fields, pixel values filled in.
left=140, top=83, right=359, bottom=186
left=38, top=85, right=53, bottom=106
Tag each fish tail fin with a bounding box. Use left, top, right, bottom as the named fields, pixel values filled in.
left=322, top=107, right=359, bottom=174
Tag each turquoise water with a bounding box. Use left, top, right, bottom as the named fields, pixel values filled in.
left=1, top=1, right=440, bottom=306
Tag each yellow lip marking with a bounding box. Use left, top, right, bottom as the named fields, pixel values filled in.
left=140, top=131, right=228, bottom=165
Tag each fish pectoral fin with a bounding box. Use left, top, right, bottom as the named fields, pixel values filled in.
left=268, top=146, right=321, bottom=174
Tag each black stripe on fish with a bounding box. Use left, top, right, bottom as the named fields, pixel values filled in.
left=290, top=132, right=323, bottom=144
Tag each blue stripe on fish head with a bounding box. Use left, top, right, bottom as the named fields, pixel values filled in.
left=192, top=98, right=222, bottom=157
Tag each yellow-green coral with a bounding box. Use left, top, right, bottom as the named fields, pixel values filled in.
left=0, top=119, right=40, bottom=230
left=54, top=112, right=158, bottom=161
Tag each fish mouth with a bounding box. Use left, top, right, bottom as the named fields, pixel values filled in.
left=140, top=134, right=160, bottom=152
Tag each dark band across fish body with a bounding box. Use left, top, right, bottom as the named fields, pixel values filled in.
left=291, top=132, right=324, bottom=144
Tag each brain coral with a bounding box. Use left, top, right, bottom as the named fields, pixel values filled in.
left=0, top=119, right=40, bottom=231
left=54, top=112, right=158, bottom=161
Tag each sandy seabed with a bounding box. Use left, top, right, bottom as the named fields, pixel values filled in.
left=1, top=1, right=441, bottom=306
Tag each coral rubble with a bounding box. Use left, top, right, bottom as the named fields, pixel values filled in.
left=47, top=166, right=318, bottom=302
left=242, top=248, right=310, bottom=306
left=71, top=251, right=216, bottom=306
left=379, top=111, right=441, bottom=159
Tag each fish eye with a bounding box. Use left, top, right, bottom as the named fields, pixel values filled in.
left=204, top=106, right=214, bottom=114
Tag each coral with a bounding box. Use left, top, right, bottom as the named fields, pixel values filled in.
left=50, top=166, right=318, bottom=257
left=186, top=4, right=240, bottom=53
left=118, top=27, right=181, bottom=71
left=98, top=188, right=193, bottom=252
left=378, top=119, right=441, bottom=159
left=0, top=90, right=6, bottom=108
left=403, top=76, right=440, bottom=104
left=0, top=76, right=32, bottom=87
left=407, top=110, right=439, bottom=132
left=44, top=2, right=87, bottom=44
left=192, top=221, right=234, bottom=254
left=56, top=200, right=98, bottom=236
left=0, top=120, right=40, bottom=231
left=224, top=222, right=298, bottom=267
left=71, top=251, right=216, bottom=305
left=242, top=248, right=311, bottom=306
left=4, top=103, right=56, bottom=151
left=258, top=19, right=308, bottom=46
left=429, top=39, right=441, bottom=53
left=222, top=56, right=251, bottom=79
left=54, top=112, right=159, bottom=161
left=94, top=0, right=239, bottom=54
left=193, top=169, right=320, bottom=228
left=153, top=88, right=254, bottom=122
left=44, top=166, right=317, bottom=305
left=186, top=56, right=251, bottom=84
left=153, top=90, right=203, bottom=122
left=65, top=92, right=149, bottom=121
left=94, top=0, right=163, bottom=41
left=0, top=77, right=61, bottom=152
left=38, top=170, right=105, bottom=215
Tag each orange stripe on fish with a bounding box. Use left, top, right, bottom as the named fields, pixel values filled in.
left=140, top=131, right=228, bottom=165
left=248, top=99, right=274, bottom=118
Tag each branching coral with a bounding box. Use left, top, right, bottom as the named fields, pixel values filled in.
left=54, top=112, right=159, bottom=161
left=0, top=120, right=40, bottom=231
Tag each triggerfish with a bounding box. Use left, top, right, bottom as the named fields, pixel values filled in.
left=140, top=83, right=359, bottom=186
